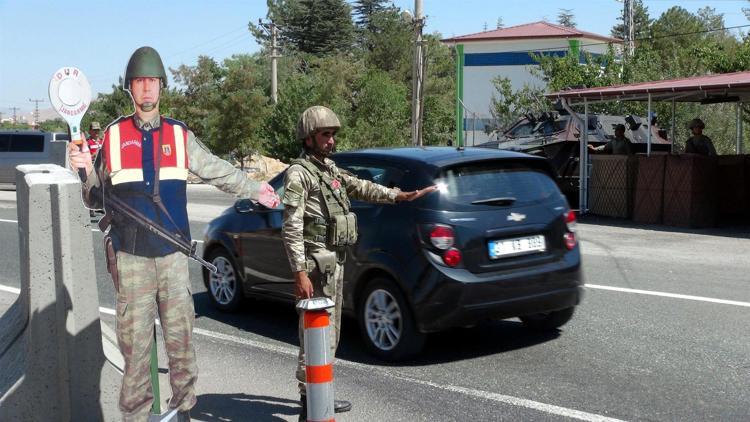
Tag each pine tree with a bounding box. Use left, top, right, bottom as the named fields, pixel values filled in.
left=353, top=0, right=389, bottom=30
left=557, top=9, right=576, bottom=28
left=253, top=0, right=355, bottom=56
left=611, top=0, right=652, bottom=40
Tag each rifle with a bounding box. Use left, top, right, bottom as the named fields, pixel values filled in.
left=96, top=192, right=218, bottom=274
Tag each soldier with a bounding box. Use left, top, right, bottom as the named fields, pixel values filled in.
left=282, top=106, right=437, bottom=420
left=68, top=46, right=279, bottom=422
left=87, top=121, right=103, bottom=157
left=588, top=123, right=635, bottom=155
left=685, top=118, right=717, bottom=156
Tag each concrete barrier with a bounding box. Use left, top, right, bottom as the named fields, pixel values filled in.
left=0, top=164, right=119, bottom=421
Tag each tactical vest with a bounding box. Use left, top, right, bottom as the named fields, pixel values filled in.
left=102, top=115, right=191, bottom=256
left=291, top=158, right=358, bottom=248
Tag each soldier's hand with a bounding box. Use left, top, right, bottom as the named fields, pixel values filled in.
left=395, top=185, right=439, bottom=202
left=257, top=181, right=280, bottom=208
left=294, top=271, right=314, bottom=299
left=68, top=137, right=93, bottom=175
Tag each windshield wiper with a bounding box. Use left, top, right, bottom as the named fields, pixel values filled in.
left=471, top=197, right=517, bottom=206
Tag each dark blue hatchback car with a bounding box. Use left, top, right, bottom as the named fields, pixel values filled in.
left=202, top=147, right=583, bottom=360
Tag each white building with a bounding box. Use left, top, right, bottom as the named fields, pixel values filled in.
left=442, top=21, right=620, bottom=145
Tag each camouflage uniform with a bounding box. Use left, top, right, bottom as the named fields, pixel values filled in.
left=82, top=115, right=267, bottom=421
left=592, top=136, right=635, bottom=155
left=685, top=134, right=717, bottom=156
left=281, top=152, right=398, bottom=394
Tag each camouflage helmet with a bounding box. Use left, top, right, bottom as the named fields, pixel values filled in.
left=124, top=46, right=167, bottom=88
left=687, top=118, right=705, bottom=130
left=296, top=106, right=341, bottom=140
left=89, top=121, right=101, bottom=131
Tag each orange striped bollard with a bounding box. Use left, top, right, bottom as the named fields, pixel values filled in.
left=297, top=297, right=336, bottom=422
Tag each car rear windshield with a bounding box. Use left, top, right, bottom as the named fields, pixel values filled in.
left=430, top=161, right=560, bottom=210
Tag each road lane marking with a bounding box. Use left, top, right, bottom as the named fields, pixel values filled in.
left=0, top=218, right=203, bottom=243
left=585, top=284, right=750, bottom=308
left=0, top=285, right=20, bottom=294
left=0, top=283, right=623, bottom=421
left=383, top=373, right=626, bottom=422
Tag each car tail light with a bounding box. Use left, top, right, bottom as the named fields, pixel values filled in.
left=563, top=211, right=577, bottom=250
left=565, top=210, right=577, bottom=233
left=430, top=225, right=455, bottom=250
left=442, top=248, right=462, bottom=267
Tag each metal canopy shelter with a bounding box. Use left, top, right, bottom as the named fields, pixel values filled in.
left=545, top=71, right=750, bottom=213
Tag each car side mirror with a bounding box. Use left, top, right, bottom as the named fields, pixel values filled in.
left=234, top=198, right=254, bottom=214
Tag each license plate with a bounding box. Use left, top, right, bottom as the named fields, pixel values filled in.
left=488, top=235, right=546, bottom=259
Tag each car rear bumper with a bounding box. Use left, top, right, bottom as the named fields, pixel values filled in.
left=413, top=253, right=583, bottom=332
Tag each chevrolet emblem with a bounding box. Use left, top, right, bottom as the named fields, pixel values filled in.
left=507, top=212, right=526, bottom=222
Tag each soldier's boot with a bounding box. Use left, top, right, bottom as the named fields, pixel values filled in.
left=176, top=410, right=191, bottom=422
left=298, top=398, right=306, bottom=422
left=299, top=395, right=352, bottom=417
left=334, top=399, right=352, bottom=413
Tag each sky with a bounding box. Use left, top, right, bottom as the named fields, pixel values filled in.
left=1, top=0, right=749, bottom=116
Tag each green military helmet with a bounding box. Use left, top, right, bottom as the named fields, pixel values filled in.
left=90, top=121, right=101, bottom=131
left=296, top=106, right=341, bottom=140
left=124, top=46, right=167, bottom=88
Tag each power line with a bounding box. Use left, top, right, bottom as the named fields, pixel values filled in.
left=29, top=98, right=44, bottom=125
left=9, top=107, right=20, bottom=124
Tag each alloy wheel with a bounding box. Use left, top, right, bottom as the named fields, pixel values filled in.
left=209, top=256, right=237, bottom=305
left=364, top=289, right=403, bottom=351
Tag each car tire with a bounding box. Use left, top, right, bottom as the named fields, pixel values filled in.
left=204, top=248, right=244, bottom=312
left=357, top=277, right=425, bottom=361
left=519, top=307, right=575, bottom=331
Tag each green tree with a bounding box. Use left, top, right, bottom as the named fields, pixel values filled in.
left=557, top=9, right=576, bottom=28
left=611, top=0, right=652, bottom=40
left=169, top=56, right=225, bottom=141
left=38, top=118, right=67, bottom=132
left=348, top=70, right=409, bottom=149
left=352, top=0, right=389, bottom=31
left=253, top=0, right=355, bottom=56
left=361, top=8, right=412, bottom=78
left=421, top=33, right=456, bottom=146
left=206, top=55, right=272, bottom=167
left=490, top=77, right=547, bottom=131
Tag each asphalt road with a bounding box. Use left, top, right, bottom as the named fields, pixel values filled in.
left=1, top=186, right=749, bottom=421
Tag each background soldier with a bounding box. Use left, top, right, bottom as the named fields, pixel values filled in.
left=87, top=121, right=103, bottom=157
left=281, top=106, right=436, bottom=420
left=685, top=118, right=717, bottom=156
left=588, top=123, right=635, bottom=155
left=68, top=46, right=279, bottom=422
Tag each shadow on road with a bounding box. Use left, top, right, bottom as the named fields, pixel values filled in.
left=192, top=393, right=299, bottom=421
left=193, top=291, right=562, bottom=366
left=580, top=215, right=750, bottom=239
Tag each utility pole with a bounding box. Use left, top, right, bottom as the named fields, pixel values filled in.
left=29, top=98, right=45, bottom=126
left=411, top=0, right=425, bottom=146
left=259, top=19, right=281, bottom=104
left=9, top=107, right=20, bottom=124
left=622, top=0, right=635, bottom=57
